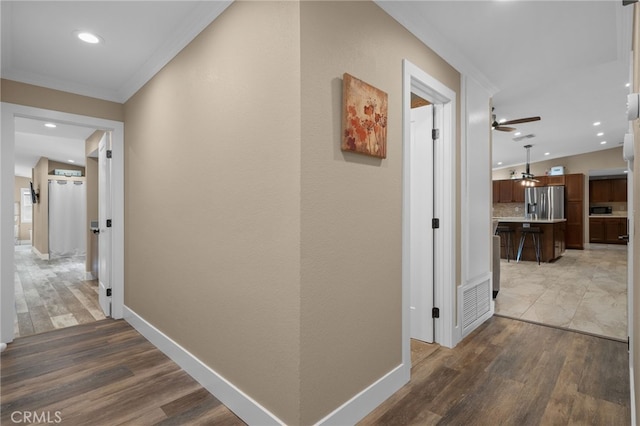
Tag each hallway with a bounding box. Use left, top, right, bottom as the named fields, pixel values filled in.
left=13, top=245, right=105, bottom=337
left=1, top=316, right=630, bottom=425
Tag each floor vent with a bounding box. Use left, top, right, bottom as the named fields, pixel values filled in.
left=463, top=280, right=491, bottom=330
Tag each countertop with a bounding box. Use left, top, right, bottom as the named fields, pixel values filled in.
left=589, top=214, right=628, bottom=218
left=494, top=217, right=567, bottom=224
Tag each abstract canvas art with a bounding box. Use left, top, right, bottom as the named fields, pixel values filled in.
left=341, top=73, right=388, bottom=159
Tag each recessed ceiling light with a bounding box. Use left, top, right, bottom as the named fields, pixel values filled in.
left=600, top=141, right=607, bottom=145
left=597, top=132, right=604, bottom=137
left=593, top=121, right=601, bottom=126
left=68, top=159, right=75, bottom=163
left=514, top=132, right=521, bottom=136
left=544, top=152, right=550, bottom=156
left=624, top=170, right=629, bottom=173
left=74, top=30, right=103, bottom=44
left=44, top=123, right=56, bottom=128
left=626, top=83, right=631, bottom=88
left=497, top=162, right=503, bottom=165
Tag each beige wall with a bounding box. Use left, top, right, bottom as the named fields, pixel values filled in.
left=299, top=2, right=460, bottom=423
left=1, top=79, right=124, bottom=122
left=124, top=2, right=302, bottom=423
left=32, top=157, right=49, bottom=255
left=14, top=176, right=32, bottom=241
left=492, top=146, right=626, bottom=180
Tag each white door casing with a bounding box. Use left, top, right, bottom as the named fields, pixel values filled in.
left=0, top=103, right=124, bottom=345
left=402, top=59, right=457, bottom=379
left=98, top=132, right=112, bottom=317
left=409, top=104, right=435, bottom=343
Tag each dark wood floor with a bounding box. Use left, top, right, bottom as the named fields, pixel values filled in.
left=0, top=320, right=244, bottom=425
left=1, top=316, right=630, bottom=425
left=360, top=316, right=631, bottom=426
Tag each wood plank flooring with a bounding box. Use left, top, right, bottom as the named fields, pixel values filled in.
left=14, top=245, right=105, bottom=337
left=1, top=316, right=630, bottom=425
left=360, top=316, right=631, bottom=426
left=1, top=319, right=245, bottom=425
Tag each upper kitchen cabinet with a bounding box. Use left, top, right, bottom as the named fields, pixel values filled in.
left=493, top=179, right=525, bottom=203
left=589, top=178, right=627, bottom=202
left=546, top=175, right=566, bottom=186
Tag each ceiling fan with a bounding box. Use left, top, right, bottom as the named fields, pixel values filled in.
left=492, top=109, right=541, bottom=132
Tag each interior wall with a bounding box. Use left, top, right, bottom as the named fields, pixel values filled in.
left=32, top=157, right=49, bottom=256
left=632, top=3, right=640, bottom=422
left=492, top=146, right=626, bottom=180
left=1, top=79, right=124, bottom=122
left=85, top=131, right=103, bottom=277
left=299, top=2, right=460, bottom=423
left=48, top=160, right=85, bottom=176
left=123, top=2, right=302, bottom=423
left=13, top=176, right=32, bottom=241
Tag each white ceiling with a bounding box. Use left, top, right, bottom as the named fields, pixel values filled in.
left=2, top=1, right=635, bottom=177
left=377, top=0, right=634, bottom=171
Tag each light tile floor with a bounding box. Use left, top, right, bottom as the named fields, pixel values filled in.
left=495, top=243, right=627, bottom=341
left=13, top=245, right=106, bottom=337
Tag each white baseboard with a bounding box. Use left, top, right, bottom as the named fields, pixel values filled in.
left=123, top=306, right=284, bottom=426
left=314, top=363, right=406, bottom=425
left=631, top=365, right=636, bottom=426
left=84, top=271, right=95, bottom=280
left=124, top=305, right=404, bottom=426
left=31, top=246, right=49, bottom=260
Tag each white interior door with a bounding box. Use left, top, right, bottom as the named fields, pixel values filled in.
left=98, top=132, right=112, bottom=317
left=409, top=104, right=434, bottom=343
left=627, top=157, right=633, bottom=356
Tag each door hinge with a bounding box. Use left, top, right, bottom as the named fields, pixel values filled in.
left=432, top=218, right=440, bottom=229
left=106, top=219, right=112, bottom=228
left=432, top=307, right=440, bottom=318
left=106, top=150, right=112, bottom=159
left=106, top=288, right=112, bottom=297
left=432, top=129, right=440, bottom=140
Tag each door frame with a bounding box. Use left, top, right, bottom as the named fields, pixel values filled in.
left=0, top=103, right=124, bottom=344
left=402, top=59, right=457, bottom=374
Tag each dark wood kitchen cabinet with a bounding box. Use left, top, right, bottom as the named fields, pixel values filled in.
left=499, top=180, right=514, bottom=202
left=564, top=173, right=584, bottom=249
left=589, top=178, right=627, bottom=202
left=590, top=217, right=627, bottom=244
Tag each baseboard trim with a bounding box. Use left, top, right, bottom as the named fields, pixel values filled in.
left=123, top=306, right=284, bottom=426
left=314, top=363, right=406, bottom=425
left=31, top=246, right=49, bottom=260
left=84, top=271, right=95, bottom=280
left=630, top=365, right=636, bottom=426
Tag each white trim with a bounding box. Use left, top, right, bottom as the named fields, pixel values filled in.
left=123, top=306, right=285, bottom=426
left=314, top=364, right=406, bottom=426
left=31, top=245, right=49, bottom=261
left=631, top=365, right=637, bottom=426
left=0, top=102, right=125, bottom=345
left=402, top=58, right=458, bottom=378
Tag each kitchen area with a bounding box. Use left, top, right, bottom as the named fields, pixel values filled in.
left=492, top=166, right=629, bottom=341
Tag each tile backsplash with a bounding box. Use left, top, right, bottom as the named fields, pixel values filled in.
left=493, top=202, right=524, bottom=218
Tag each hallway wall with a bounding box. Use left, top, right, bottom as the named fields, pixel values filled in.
left=123, top=1, right=302, bottom=423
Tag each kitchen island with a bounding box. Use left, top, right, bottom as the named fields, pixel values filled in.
left=494, top=218, right=567, bottom=263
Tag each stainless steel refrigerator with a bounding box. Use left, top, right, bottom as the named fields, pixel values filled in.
left=524, top=186, right=565, bottom=220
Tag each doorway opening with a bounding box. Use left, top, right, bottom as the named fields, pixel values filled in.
left=1, top=103, right=124, bottom=345
left=401, top=59, right=457, bottom=378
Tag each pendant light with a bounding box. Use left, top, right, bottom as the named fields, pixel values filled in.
left=520, top=144, right=539, bottom=186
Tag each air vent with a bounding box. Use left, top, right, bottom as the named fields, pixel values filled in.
left=513, top=134, right=536, bottom=142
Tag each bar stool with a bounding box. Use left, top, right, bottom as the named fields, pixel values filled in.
left=517, top=227, right=543, bottom=265
left=495, top=225, right=515, bottom=262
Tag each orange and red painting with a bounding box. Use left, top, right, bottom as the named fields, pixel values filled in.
left=341, top=73, right=388, bottom=159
